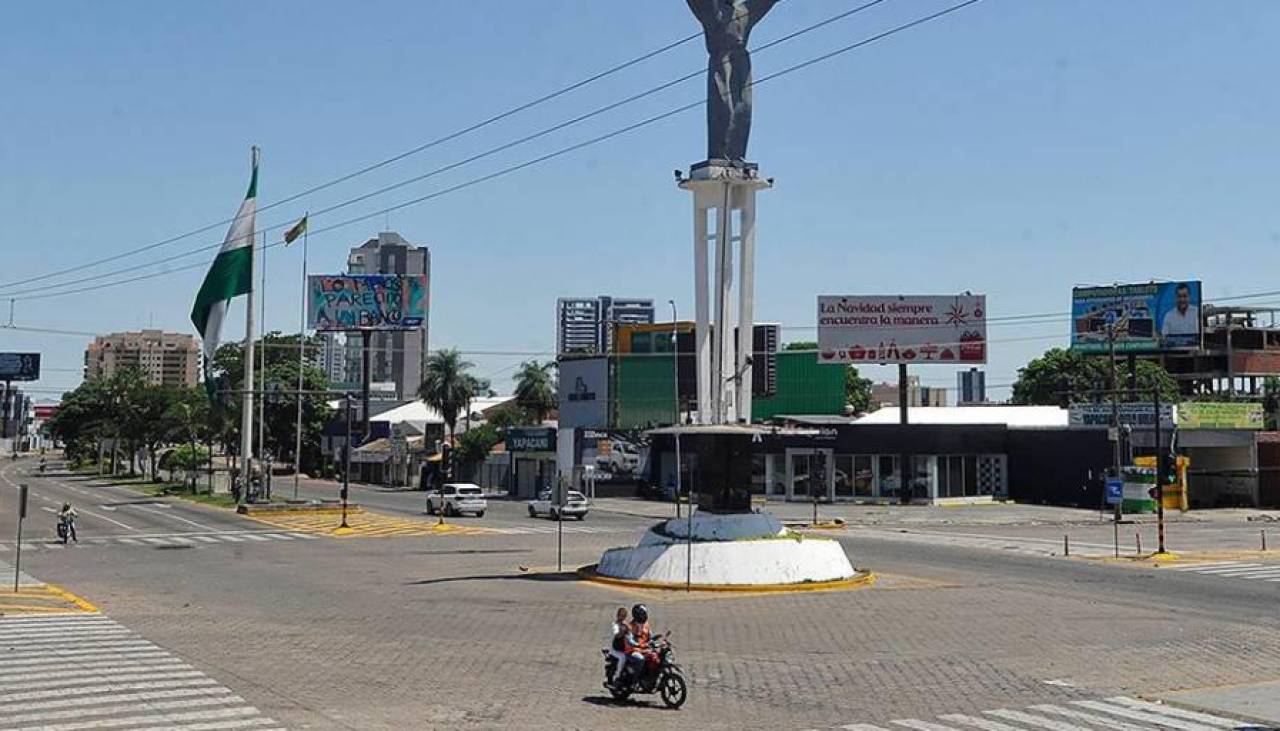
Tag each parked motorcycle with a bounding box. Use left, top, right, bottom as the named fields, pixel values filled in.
left=601, top=634, right=687, bottom=709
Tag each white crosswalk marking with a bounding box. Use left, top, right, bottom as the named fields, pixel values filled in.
left=0, top=531, right=311, bottom=553
left=827, top=696, right=1255, bottom=731
left=1166, top=560, right=1280, bottom=583
left=0, top=615, right=279, bottom=730
left=937, top=714, right=1026, bottom=731
left=1070, top=700, right=1224, bottom=731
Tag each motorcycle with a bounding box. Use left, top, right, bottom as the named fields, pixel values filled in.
left=56, top=516, right=75, bottom=544
left=601, top=633, right=688, bottom=709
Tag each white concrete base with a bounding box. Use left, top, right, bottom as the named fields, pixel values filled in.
left=596, top=513, right=857, bottom=586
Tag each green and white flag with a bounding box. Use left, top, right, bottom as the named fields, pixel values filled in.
left=190, top=150, right=258, bottom=377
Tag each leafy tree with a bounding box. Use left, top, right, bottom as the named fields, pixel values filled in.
left=513, top=360, right=557, bottom=424
left=1263, top=376, right=1280, bottom=430
left=1011, top=348, right=1180, bottom=407
left=845, top=367, right=874, bottom=415
left=418, top=349, right=482, bottom=441
left=209, top=333, right=333, bottom=472
left=455, top=423, right=501, bottom=467
left=485, top=404, right=535, bottom=429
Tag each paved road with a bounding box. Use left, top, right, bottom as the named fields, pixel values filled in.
left=5, top=456, right=1278, bottom=730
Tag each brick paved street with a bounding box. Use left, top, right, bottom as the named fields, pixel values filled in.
left=4, top=459, right=1279, bottom=730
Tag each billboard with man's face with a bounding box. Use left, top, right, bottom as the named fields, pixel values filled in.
left=1071, top=281, right=1202, bottom=353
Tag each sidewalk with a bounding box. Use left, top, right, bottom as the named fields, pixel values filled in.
left=587, top=496, right=1280, bottom=528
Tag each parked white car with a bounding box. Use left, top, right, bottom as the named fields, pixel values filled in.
left=527, top=490, right=589, bottom=520
left=426, top=483, right=487, bottom=518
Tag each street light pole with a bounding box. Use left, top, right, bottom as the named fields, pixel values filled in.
left=669, top=300, right=681, bottom=520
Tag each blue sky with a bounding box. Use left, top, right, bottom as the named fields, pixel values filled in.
left=2, top=1, right=1278, bottom=401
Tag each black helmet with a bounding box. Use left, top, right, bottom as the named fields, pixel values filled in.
left=631, top=604, right=648, bottom=624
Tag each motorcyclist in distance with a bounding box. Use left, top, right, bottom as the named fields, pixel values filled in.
left=57, top=503, right=78, bottom=543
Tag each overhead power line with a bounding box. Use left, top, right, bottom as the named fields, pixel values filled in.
left=0, top=2, right=778, bottom=293
left=0, top=0, right=892, bottom=301
left=6, top=0, right=981, bottom=304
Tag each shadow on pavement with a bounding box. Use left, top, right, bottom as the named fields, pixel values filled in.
left=406, top=571, right=580, bottom=586
left=580, top=695, right=672, bottom=711
left=409, top=548, right=533, bottom=556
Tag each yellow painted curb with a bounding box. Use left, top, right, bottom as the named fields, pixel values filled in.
left=576, top=565, right=875, bottom=593
left=331, top=526, right=356, bottom=536
left=0, top=584, right=98, bottom=615
left=43, top=583, right=99, bottom=613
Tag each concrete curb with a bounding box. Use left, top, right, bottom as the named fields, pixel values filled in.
left=236, top=504, right=363, bottom=516
left=576, top=564, right=875, bottom=593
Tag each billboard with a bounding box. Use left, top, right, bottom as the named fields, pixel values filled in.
left=816, top=295, right=987, bottom=364
left=1177, top=402, right=1263, bottom=430
left=1070, top=281, right=1201, bottom=353
left=0, top=353, right=40, bottom=382
left=1069, top=402, right=1175, bottom=430
left=308, top=275, right=428, bottom=332
left=557, top=357, right=609, bottom=430
left=507, top=426, right=556, bottom=452
left=578, top=429, right=650, bottom=483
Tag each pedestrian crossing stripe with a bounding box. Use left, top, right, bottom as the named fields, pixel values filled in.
left=1166, top=560, right=1280, bottom=581
left=242, top=509, right=497, bottom=538
left=0, top=614, right=279, bottom=729
left=826, top=695, right=1254, bottom=731
left=0, top=530, right=321, bottom=553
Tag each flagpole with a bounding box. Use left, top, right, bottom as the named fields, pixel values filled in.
left=258, top=229, right=268, bottom=483
left=293, top=213, right=309, bottom=501
left=239, top=147, right=259, bottom=505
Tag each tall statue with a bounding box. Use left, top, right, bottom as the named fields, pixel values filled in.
left=687, top=0, right=779, bottom=164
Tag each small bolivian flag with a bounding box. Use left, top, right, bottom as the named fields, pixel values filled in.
left=283, top=215, right=308, bottom=245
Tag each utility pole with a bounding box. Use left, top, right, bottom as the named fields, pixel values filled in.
left=898, top=363, right=910, bottom=504
left=1107, top=317, right=1122, bottom=522
left=1153, top=387, right=1166, bottom=554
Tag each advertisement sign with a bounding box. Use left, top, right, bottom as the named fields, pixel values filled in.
left=307, top=275, right=428, bottom=332
left=1105, top=477, right=1124, bottom=506
left=578, top=429, right=649, bottom=483
left=0, top=353, right=40, bottom=382
left=1069, top=403, right=1174, bottom=430
left=507, top=427, right=556, bottom=452
left=1070, top=281, right=1201, bottom=353
left=1176, top=402, right=1264, bottom=430
left=816, top=295, right=987, bottom=364
left=557, top=357, right=609, bottom=430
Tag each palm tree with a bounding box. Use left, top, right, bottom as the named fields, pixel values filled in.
left=513, top=360, right=557, bottom=425
left=418, top=349, right=480, bottom=441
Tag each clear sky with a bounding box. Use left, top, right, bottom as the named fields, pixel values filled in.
left=2, top=0, right=1278, bottom=401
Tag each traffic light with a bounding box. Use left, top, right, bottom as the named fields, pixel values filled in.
left=440, top=443, right=453, bottom=481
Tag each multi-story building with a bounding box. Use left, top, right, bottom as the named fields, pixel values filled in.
left=555, top=296, right=655, bottom=355
left=870, top=375, right=947, bottom=409
left=321, top=333, right=348, bottom=387
left=956, top=368, right=986, bottom=405
left=84, top=330, right=200, bottom=387
left=343, top=232, right=431, bottom=400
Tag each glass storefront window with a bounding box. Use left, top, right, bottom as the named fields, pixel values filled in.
left=767, top=454, right=786, bottom=496
left=750, top=454, right=766, bottom=495
left=854, top=456, right=874, bottom=496
left=834, top=455, right=854, bottom=497
left=878, top=455, right=899, bottom=497
left=908, top=455, right=933, bottom=499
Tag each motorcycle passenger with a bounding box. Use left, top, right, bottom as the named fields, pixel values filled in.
left=606, top=607, right=629, bottom=685
left=619, top=603, right=652, bottom=685
left=57, top=503, right=78, bottom=543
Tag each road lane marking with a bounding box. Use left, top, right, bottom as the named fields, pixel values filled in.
left=1070, top=700, right=1224, bottom=731
left=985, top=708, right=1096, bottom=731
left=937, top=715, right=1026, bottom=731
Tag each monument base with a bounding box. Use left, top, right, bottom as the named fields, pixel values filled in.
left=593, top=512, right=859, bottom=587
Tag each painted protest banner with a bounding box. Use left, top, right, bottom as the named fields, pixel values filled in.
left=1070, top=281, right=1202, bottom=353
left=816, top=295, right=987, bottom=364
left=0, top=353, right=40, bottom=381
left=307, top=275, right=428, bottom=332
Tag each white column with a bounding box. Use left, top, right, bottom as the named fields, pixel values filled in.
left=714, top=181, right=735, bottom=423
left=736, top=185, right=757, bottom=423
left=692, top=196, right=712, bottom=425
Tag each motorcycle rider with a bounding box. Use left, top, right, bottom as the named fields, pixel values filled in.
left=57, top=502, right=78, bottom=543
left=618, top=603, right=652, bottom=686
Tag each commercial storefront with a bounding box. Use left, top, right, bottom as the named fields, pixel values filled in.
left=646, top=407, right=1114, bottom=506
